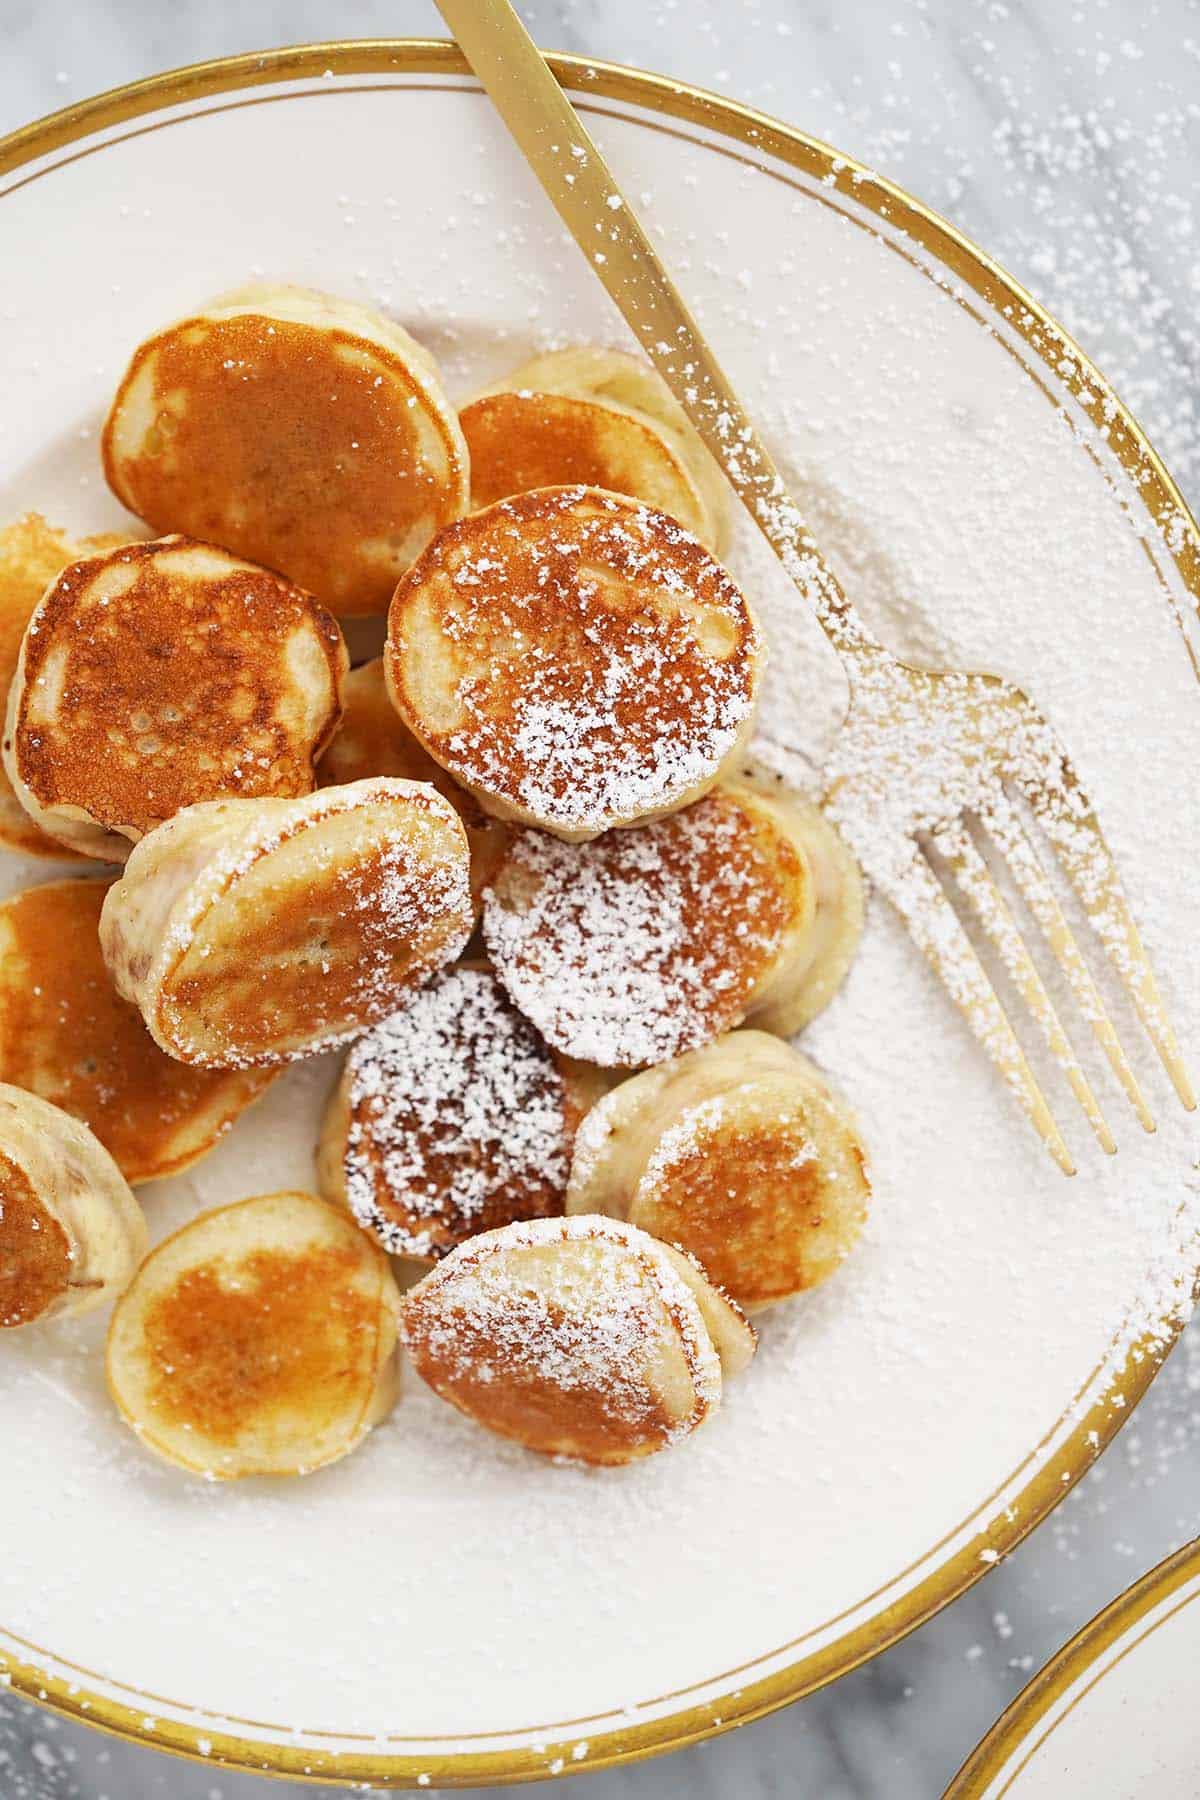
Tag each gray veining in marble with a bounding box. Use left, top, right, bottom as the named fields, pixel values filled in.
left=3, top=2, right=1200, bottom=1796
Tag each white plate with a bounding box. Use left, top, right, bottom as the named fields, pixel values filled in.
left=948, top=1538, right=1200, bottom=1798
left=1, top=43, right=1198, bottom=1790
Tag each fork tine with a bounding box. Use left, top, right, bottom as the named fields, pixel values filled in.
left=930, top=820, right=1115, bottom=1155
left=1005, top=755, right=1195, bottom=1112
left=875, top=843, right=1076, bottom=1174
left=981, top=791, right=1157, bottom=1132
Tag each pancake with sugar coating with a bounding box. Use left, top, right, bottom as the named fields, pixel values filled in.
left=569, top=1032, right=870, bottom=1309
left=4, top=535, right=347, bottom=862
left=0, top=879, right=272, bottom=1184
left=103, top=283, right=469, bottom=617
left=0, top=515, right=128, bottom=858
left=400, top=1214, right=753, bottom=1465
left=318, top=658, right=508, bottom=905
left=319, top=964, right=608, bottom=1262
left=106, top=1191, right=399, bottom=1478
left=0, top=1084, right=146, bottom=1330
left=100, top=779, right=473, bottom=1068
left=386, top=486, right=762, bottom=840
left=483, top=774, right=861, bottom=1068
left=461, top=346, right=728, bottom=550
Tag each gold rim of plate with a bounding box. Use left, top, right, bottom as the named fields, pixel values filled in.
left=1, top=37, right=1198, bottom=1791
left=946, top=1536, right=1200, bottom=1797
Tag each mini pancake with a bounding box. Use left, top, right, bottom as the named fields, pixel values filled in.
left=318, top=658, right=509, bottom=906
left=568, top=1032, right=871, bottom=1309
left=319, top=964, right=608, bottom=1263
left=0, top=1084, right=146, bottom=1330
left=386, top=485, right=762, bottom=840
left=483, top=774, right=862, bottom=1068
left=400, top=1214, right=753, bottom=1465
left=0, top=515, right=128, bottom=858
left=102, top=283, right=470, bottom=617
left=4, top=535, right=347, bottom=862
left=106, top=1191, right=400, bottom=1478
left=0, top=880, right=273, bottom=1184
left=724, top=766, right=864, bottom=1037
left=461, top=346, right=728, bottom=550
left=100, top=779, right=474, bottom=1069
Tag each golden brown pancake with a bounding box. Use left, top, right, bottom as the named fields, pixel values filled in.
left=102, top=283, right=470, bottom=617
left=100, top=779, right=474, bottom=1068
left=318, top=658, right=509, bottom=906
left=4, top=535, right=347, bottom=862
left=462, top=347, right=729, bottom=551
left=386, top=486, right=762, bottom=840
left=0, top=879, right=272, bottom=1184
left=106, top=1191, right=400, bottom=1477
left=715, top=765, right=864, bottom=1037
left=0, top=515, right=129, bottom=858
left=0, top=1083, right=146, bottom=1329
left=462, top=389, right=709, bottom=526
left=483, top=777, right=854, bottom=1067
left=400, top=1214, right=753, bottom=1465
left=0, top=1148, right=71, bottom=1328
left=319, top=964, right=608, bottom=1262
left=569, top=1032, right=871, bottom=1309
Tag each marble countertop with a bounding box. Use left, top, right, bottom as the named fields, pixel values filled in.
left=3, top=1, right=1200, bottom=1795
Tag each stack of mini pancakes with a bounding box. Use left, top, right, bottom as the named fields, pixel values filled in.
left=0, top=285, right=870, bottom=1477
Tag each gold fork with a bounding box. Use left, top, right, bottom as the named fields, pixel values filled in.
left=435, top=0, right=1195, bottom=1173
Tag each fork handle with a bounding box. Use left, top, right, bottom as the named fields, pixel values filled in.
left=435, top=0, right=882, bottom=665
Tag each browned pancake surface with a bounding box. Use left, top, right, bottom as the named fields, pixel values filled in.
left=141, top=1241, right=381, bottom=1446
left=0, top=880, right=270, bottom=1181
left=0, top=516, right=126, bottom=857
left=0, top=1148, right=71, bottom=1327
left=484, top=789, right=807, bottom=1066
left=400, top=1220, right=709, bottom=1463
left=410, top=1302, right=678, bottom=1463
left=13, top=537, right=343, bottom=840
left=460, top=390, right=702, bottom=527
left=339, top=967, right=575, bottom=1259
left=641, top=1113, right=866, bottom=1305
left=104, top=313, right=466, bottom=615
left=154, top=789, right=472, bottom=1066
left=387, top=487, right=760, bottom=834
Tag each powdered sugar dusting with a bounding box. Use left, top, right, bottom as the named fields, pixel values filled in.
left=640, top=1093, right=749, bottom=1188
left=3, top=28, right=1200, bottom=1764
left=483, top=789, right=800, bottom=1066
left=389, top=486, right=761, bottom=833
left=136, top=782, right=475, bottom=1068
left=341, top=966, right=572, bottom=1259
left=707, top=253, right=1200, bottom=1363
left=400, top=1215, right=722, bottom=1456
